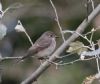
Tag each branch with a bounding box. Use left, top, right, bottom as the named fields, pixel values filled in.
left=82, top=71, right=100, bottom=84
left=49, top=0, right=65, bottom=42
left=21, top=4, right=100, bottom=84
left=15, top=20, right=33, bottom=46
left=0, top=56, right=22, bottom=62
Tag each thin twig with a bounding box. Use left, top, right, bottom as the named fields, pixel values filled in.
left=63, top=27, right=100, bottom=37
left=49, top=56, right=96, bottom=66
left=18, top=21, right=33, bottom=46
left=56, top=52, right=76, bottom=58
left=89, top=29, right=94, bottom=44
left=84, top=27, right=100, bottom=36
left=52, top=59, right=80, bottom=66
left=90, top=0, right=95, bottom=10
left=62, top=30, right=93, bottom=45
left=89, top=0, right=100, bottom=73
left=24, top=29, right=33, bottom=46
left=0, top=56, right=22, bottom=62
left=96, top=58, right=100, bottom=72
left=49, top=0, right=65, bottom=42
left=91, top=42, right=100, bottom=73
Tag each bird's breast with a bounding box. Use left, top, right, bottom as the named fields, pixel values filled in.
left=36, top=38, right=56, bottom=57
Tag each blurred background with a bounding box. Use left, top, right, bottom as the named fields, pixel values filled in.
left=0, top=0, right=100, bottom=84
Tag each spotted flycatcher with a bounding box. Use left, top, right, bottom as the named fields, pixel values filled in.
left=19, top=31, right=56, bottom=62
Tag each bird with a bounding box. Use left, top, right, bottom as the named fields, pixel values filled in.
left=18, top=31, right=57, bottom=62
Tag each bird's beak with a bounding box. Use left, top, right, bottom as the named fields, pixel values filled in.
left=55, top=35, right=59, bottom=38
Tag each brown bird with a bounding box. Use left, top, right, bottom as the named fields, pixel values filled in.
left=18, top=31, right=57, bottom=62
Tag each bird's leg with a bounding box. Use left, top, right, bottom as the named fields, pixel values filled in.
left=39, top=60, right=43, bottom=65
left=38, top=56, right=49, bottom=64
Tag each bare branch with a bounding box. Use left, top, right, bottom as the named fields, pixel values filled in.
left=18, top=21, right=33, bottom=46
left=21, top=4, right=100, bottom=84
left=49, top=0, right=65, bottom=42
left=90, top=0, right=95, bottom=10
left=48, top=56, right=96, bottom=66
left=0, top=56, right=22, bottom=62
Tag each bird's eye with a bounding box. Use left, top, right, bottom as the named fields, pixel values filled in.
left=49, top=34, right=53, bottom=37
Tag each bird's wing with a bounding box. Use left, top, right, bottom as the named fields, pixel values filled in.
left=34, top=36, right=52, bottom=50
left=29, top=36, right=52, bottom=54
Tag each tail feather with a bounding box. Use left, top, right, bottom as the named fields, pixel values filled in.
left=15, top=49, right=36, bottom=64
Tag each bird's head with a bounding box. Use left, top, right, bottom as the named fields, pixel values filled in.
left=43, top=31, right=57, bottom=39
